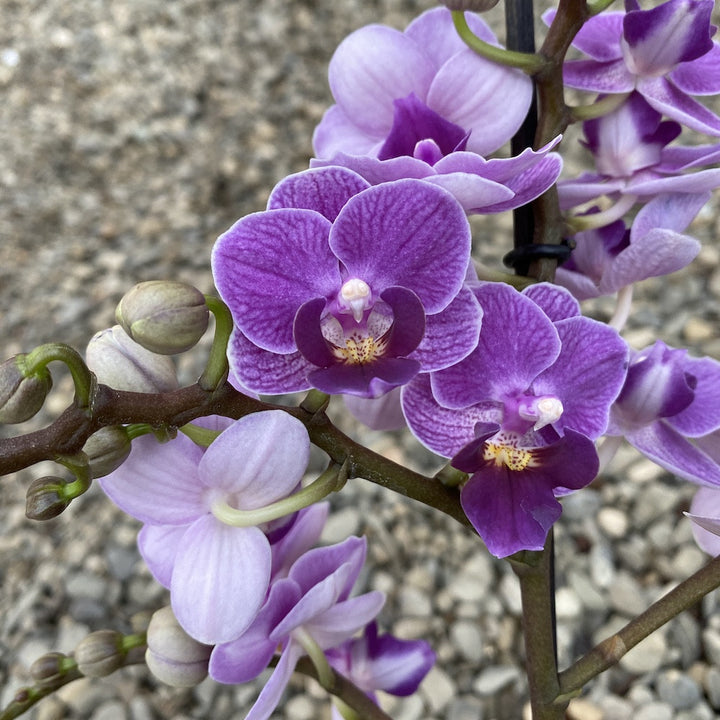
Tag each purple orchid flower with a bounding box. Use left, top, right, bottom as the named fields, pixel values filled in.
left=311, top=8, right=561, bottom=214
left=544, top=0, right=720, bottom=135
left=402, top=282, right=628, bottom=557
left=555, top=194, right=704, bottom=300
left=559, top=92, right=720, bottom=210
left=687, top=485, right=720, bottom=555
left=326, top=621, right=435, bottom=713
left=210, top=536, right=385, bottom=720
left=100, top=411, right=312, bottom=645
left=212, top=174, right=481, bottom=398
left=607, top=341, right=720, bottom=486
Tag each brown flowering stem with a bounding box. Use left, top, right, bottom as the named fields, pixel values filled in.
left=558, top=553, right=720, bottom=695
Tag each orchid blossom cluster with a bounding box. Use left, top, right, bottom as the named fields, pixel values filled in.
left=4, top=2, right=720, bottom=720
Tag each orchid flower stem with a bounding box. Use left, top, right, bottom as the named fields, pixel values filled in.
left=510, top=542, right=566, bottom=719
left=587, top=0, right=618, bottom=15
left=451, top=11, right=546, bottom=73
left=294, top=629, right=334, bottom=690
left=212, top=460, right=348, bottom=527
left=54, top=454, right=92, bottom=500
left=559, top=553, right=720, bottom=694
left=570, top=92, right=630, bottom=122
left=609, top=285, right=634, bottom=332
left=24, top=343, right=94, bottom=411
left=300, top=389, right=331, bottom=415
left=198, top=295, right=233, bottom=392
left=125, top=423, right=157, bottom=441
left=566, top=194, right=638, bottom=232
left=179, top=422, right=222, bottom=447
left=473, top=261, right=537, bottom=289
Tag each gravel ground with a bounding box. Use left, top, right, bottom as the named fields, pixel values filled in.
left=2, top=1, right=720, bottom=719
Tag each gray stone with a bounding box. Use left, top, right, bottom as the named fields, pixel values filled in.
left=703, top=666, right=720, bottom=709
left=422, top=666, right=456, bottom=713
left=447, top=695, right=484, bottom=720
left=668, top=613, right=702, bottom=668
left=619, top=630, right=668, bottom=674
left=450, top=620, right=484, bottom=663
left=91, top=700, right=129, bottom=720
left=656, top=669, right=701, bottom=710
left=609, top=571, right=647, bottom=616
left=634, top=702, right=674, bottom=720
left=473, top=666, right=521, bottom=696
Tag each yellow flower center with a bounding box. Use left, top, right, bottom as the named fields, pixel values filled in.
left=483, top=442, right=538, bottom=471
left=332, top=335, right=387, bottom=365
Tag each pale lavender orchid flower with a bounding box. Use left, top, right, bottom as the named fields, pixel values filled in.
left=544, top=0, right=720, bottom=135
left=100, top=411, right=312, bottom=645
left=559, top=92, right=720, bottom=210
left=210, top=536, right=385, bottom=720
left=212, top=172, right=481, bottom=398
left=608, top=341, right=720, bottom=486
left=687, top=485, right=720, bottom=555
left=402, top=283, right=628, bottom=557
left=311, top=8, right=561, bottom=214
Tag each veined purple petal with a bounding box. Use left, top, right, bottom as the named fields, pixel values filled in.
left=628, top=165, right=720, bottom=195
left=330, top=180, right=470, bottom=313
left=554, top=268, right=604, bottom=300
left=533, top=317, right=628, bottom=439
left=209, top=579, right=301, bottom=684
left=404, top=7, right=497, bottom=70
left=658, top=143, right=720, bottom=171
left=626, top=421, right=720, bottom=486
left=199, top=411, right=309, bottom=506
left=631, top=192, right=710, bottom=237
left=171, top=517, right=272, bottom=645
left=267, top=167, right=370, bottom=221
left=310, top=152, right=434, bottom=184
left=271, top=503, right=330, bottom=580
left=670, top=43, right=720, bottom=94
left=668, top=356, right=720, bottom=436
left=431, top=283, right=561, bottom=409
left=294, top=297, right=337, bottom=368
left=380, top=286, right=426, bottom=358
left=138, top=523, right=188, bottom=588
left=312, top=105, right=383, bottom=159
left=523, top=283, right=580, bottom=322
left=428, top=48, right=532, bottom=156
left=423, top=172, right=513, bottom=212
left=557, top=174, right=626, bottom=209
left=308, top=357, right=421, bottom=398
left=228, top=329, right=313, bottom=395
left=305, top=591, right=386, bottom=650
left=244, top=641, right=305, bottom=720
left=562, top=58, right=635, bottom=93
left=410, top=287, right=483, bottom=371
left=99, top=433, right=206, bottom=525
left=622, top=0, right=714, bottom=75
left=639, top=77, right=720, bottom=136
left=402, top=373, right=497, bottom=458
left=212, top=209, right=338, bottom=353
left=328, top=25, right=436, bottom=137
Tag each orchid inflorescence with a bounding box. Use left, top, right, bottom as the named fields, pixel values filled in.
left=3, top=2, right=720, bottom=719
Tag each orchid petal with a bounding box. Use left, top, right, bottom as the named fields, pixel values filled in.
left=669, top=356, right=720, bottom=436
left=138, top=523, right=187, bottom=588
left=562, top=58, right=635, bottom=93
left=312, top=105, right=383, bottom=159
left=523, top=283, right=580, bottom=322
left=670, top=43, right=720, bottom=94
left=306, top=592, right=386, bottom=650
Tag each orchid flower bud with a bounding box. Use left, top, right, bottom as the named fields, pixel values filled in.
left=116, top=280, right=209, bottom=355
left=74, top=630, right=124, bottom=677
left=82, top=426, right=131, bottom=478
left=441, top=0, right=500, bottom=10
left=145, top=606, right=212, bottom=687
left=0, top=355, right=52, bottom=424
left=25, top=477, right=69, bottom=521
left=86, top=325, right=178, bottom=393
left=29, top=652, right=69, bottom=688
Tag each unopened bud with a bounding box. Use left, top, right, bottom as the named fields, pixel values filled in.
left=145, top=606, right=212, bottom=687
left=26, top=477, right=69, bottom=520
left=74, top=630, right=124, bottom=677
left=441, top=0, right=500, bottom=10
left=86, top=325, right=178, bottom=393
left=116, top=281, right=209, bottom=355
left=0, top=355, right=52, bottom=424
left=29, top=652, right=68, bottom=688
left=83, top=426, right=131, bottom=478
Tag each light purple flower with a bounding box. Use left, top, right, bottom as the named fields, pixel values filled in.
left=326, top=622, right=435, bottom=713
left=100, top=411, right=311, bottom=645
left=402, top=282, right=628, bottom=556
left=559, top=92, right=720, bottom=209
left=544, top=0, right=720, bottom=135
left=212, top=175, right=481, bottom=398
left=608, top=341, right=720, bottom=485
left=687, top=485, right=720, bottom=555
left=311, top=8, right=560, bottom=214
left=210, top=536, right=385, bottom=720
left=556, top=194, right=703, bottom=300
